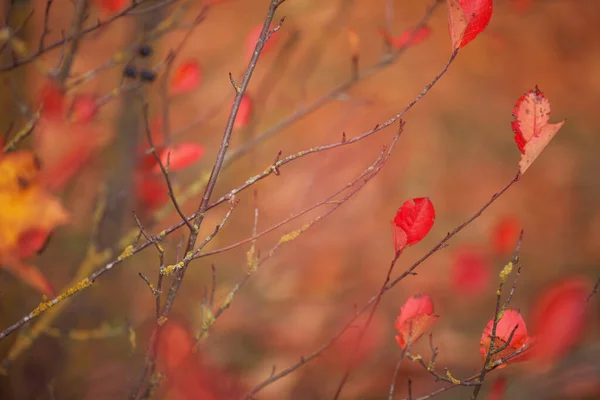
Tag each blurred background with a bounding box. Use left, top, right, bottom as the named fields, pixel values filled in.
left=0, top=0, right=599, bottom=399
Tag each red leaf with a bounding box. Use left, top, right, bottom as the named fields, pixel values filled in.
left=171, top=60, right=202, bottom=95
left=491, top=215, right=521, bottom=255
left=233, top=95, right=253, bottom=129
left=392, top=197, right=435, bottom=252
left=395, top=295, right=438, bottom=349
left=153, top=143, right=205, bottom=173
left=2, top=261, right=55, bottom=296
left=136, top=176, right=168, bottom=210
left=530, top=277, right=590, bottom=366
left=70, top=94, right=98, bottom=124
left=486, top=377, right=507, bottom=400
left=39, top=80, right=65, bottom=120
left=17, top=228, right=51, bottom=259
left=480, top=309, right=532, bottom=366
left=379, top=25, right=431, bottom=49
left=156, top=320, right=242, bottom=400
left=92, top=0, right=127, bottom=13
left=245, top=23, right=279, bottom=61
left=450, top=247, right=491, bottom=295
left=512, top=86, right=565, bottom=174
left=390, top=220, right=408, bottom=254
left=447, top=0, right=493, bottom=50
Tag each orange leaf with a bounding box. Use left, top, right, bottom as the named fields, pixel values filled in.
left=530, top=277, right=590, bottom=366
left=512, top=86, right=565, bottom=174
left=379, top=25, right=431, bottom=49
left=153, top=143, right=205, bottom=173
left=348, top=28, right=360, bottom=62
left=392, top=197, right=435, bottom=252
left=233, top=95, right=253, bottom=129
left=171, top=60, right=202, bottom=95
left=0, top=150, right=69, bottom=294
left=394, top=295, right=438, bottom=349
left=447, top=0, right=493, bottom=50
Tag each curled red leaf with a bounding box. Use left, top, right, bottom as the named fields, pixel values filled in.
left=512, top=86, right=565, bottom=174
left=171, top=59, right=202, bottom=95
left=447, top=0, right=493, bottom=50
left=394, top=295, right=438, bottom=349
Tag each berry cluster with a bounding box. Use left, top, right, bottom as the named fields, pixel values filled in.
left=123, top=44, right=156, bottom=82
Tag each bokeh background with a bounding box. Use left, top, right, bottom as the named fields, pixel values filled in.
left=1, top=0, right=599, bottom=399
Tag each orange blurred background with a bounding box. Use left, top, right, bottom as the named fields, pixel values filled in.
left=0, top=0, right=599, bottom=399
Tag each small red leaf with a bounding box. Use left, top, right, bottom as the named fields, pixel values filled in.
left=491, top=216, right=521, bottom=255
left=450, top=247, right=491, bottom=295
left=486, top=377, right=507, bottom=400
left=379, top=25, right=431, bottom=49
left=136, top=176, right=168, bottom=209
left=39, top=80, right=65, bottom=120
left=512, top=86, right=565, bottom=174
left=392, top=197, right=435, bottom=252
left=530, top=277, right=590, bottom=366
left=233, top=95, right=253, bottom=129
left=153, top=143, right=205, bottom=173
left=395, top=295, right=438, bottom=349
left=17, top=228, right=51, bottom=259
left=171, top=60, right=202, bottom=95
left=70, top=94, right=98, bottom=124
left=2, top=261, right=55, bottom=296
left=92, top=0, right=127, bottom=13
left=447, top=0, right=493, bottom=50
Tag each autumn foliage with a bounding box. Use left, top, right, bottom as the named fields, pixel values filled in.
left=0, top=1, right=597, bottom=400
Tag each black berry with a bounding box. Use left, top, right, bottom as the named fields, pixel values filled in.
left=123, top=64, right=138, bottom=79
left=138, top=44, right=153, bottom=57
left=139, top=69, right=157, bottom=82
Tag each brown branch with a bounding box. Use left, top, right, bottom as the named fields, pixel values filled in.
left=0, top=25, right=457, bottom=342
left=55, top=0, right=88, bottom=83
left=197, top=127, right=403, bottom=344
left=142, top=103, right=193, bottom=231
